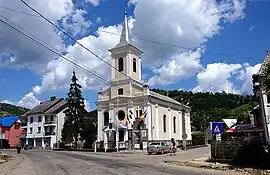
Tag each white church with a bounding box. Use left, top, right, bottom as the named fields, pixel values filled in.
left=97, top=10, right=192, bottom=150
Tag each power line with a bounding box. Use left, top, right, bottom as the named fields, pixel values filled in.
left=0, top=5, right=56, bottom=21
left=97, top=30, right=261, bottom=61
left=0, top=15, right=141, bottom=99
left=21, top=0, right=142, bottom=86
left=1, top=4, right=262, bottom=62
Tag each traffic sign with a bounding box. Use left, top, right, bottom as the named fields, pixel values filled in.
left=212, top=122, right=223, bottom=135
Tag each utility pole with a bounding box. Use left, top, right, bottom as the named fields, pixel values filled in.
left=182, top=110, right=187, bottom=151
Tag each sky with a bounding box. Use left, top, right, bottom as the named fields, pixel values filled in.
left=0, top=0, right=269, bottom=111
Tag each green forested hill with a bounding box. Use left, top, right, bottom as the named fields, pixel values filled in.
left=152, top=89, right=256, bottom=131
left=0, top=103, right=29, bottom=116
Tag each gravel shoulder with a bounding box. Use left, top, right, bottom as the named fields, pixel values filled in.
left=0, top=151, right=24, bottom=175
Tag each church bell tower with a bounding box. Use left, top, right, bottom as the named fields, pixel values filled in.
left=109, top=9, right=143, bottom=83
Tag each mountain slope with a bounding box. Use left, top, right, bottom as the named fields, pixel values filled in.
left=0, top=103, right=29, bottom=116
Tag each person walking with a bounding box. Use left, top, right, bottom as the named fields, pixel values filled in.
left=170, top=138, right=176, bottom=156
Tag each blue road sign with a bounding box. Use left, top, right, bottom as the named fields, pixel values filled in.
left=212, top=122, right=223, bottom=135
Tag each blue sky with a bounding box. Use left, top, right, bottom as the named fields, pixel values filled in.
left=0, top=0, right=269, bottom=110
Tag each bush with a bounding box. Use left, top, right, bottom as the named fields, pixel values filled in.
left=192, top=132, right=205, bottom=145
left=232, top=136, right=270, bottom=168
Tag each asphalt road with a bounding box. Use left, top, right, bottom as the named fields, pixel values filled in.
left=5, top=150, right=244, bottom=175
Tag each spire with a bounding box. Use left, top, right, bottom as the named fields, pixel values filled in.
left=114, top=8, right=133, bottom=48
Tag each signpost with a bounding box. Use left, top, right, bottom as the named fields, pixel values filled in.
left=212, top=122, right=223, bottom=135
left=211, top=122, right=223, bottom=164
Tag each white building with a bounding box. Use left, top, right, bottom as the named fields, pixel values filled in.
left=252, top=51, right=270, bottom=148
left=21, top=97, right=67, bottom=148
left=97, top=11, right=192, bottom=150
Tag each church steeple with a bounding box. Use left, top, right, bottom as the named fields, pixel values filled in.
left=109, top=8, right=143, bottom=83
left=113, top=8, right=133, bottom=49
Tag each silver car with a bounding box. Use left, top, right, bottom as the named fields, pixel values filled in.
left=147, top=142, right=170, bottom=155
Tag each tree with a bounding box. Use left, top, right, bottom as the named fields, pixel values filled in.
left=62, top=71, right=87, bottom=148
left=261, top=62, right=270, bottom=91
left=82, top=116, right=97, bottom=148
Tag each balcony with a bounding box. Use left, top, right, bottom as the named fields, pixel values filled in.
left=44, top=120, right=56, bottom=125
left=44, top=132, right=55, bottom=136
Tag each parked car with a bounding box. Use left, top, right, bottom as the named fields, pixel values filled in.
left=147, top=142, right=170, bottom=155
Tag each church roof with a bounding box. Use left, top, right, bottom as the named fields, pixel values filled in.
left=149, top=91, right=190, bottom=108
left=257, top=50, right=270, bottom=74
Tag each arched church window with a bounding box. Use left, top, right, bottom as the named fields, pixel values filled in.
left=104, top=111, right=109, bottom=126
left=173, top=116, right=176, bottom=133
left=118, top=110, right=125, bottom=121
left=118, top=57, right=123, bottom=72
left=133, top=58, right=136, bottom=72
left=163, top=114, right=166, bottom=133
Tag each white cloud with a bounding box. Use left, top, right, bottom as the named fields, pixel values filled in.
left=33, top=23, right=124, bottom=93
left=60, top=9, right=92, bottom=37
left=147, top=49, right=203, bottom=86
left=85, top=0, right=102, bottom=6
left=2, top=92, right=92, bottom=111
left=2, top=92, right=41, bottom=109
left=193, top=63, right=242, bottom=93
left=0, top=0, right=251, bottom=101
left=0, top=0, right=91, bottom=72
left=131, top=0, right=247, bottom=86
left=238, top=63, right=261, bottom=93
left=249, top=25, right=255, bottom=31
left=219, top=0, right=246, bottom=23
left=0, top=0, right=67, bottom=71
left=192, top=62, right=261, bottom=94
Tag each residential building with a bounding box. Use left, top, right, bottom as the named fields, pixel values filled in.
left=252, top=51, right=270, bottom=148
left=0, top=116, right=23, bottom=148
left=97, top=11, right=192, bottom=150
left=21, top=97, right=67, bottom=148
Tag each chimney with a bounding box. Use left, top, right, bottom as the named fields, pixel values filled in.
left=50, top=96, right=56, bottom=101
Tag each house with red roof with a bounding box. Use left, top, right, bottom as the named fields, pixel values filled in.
left=0, top=116, right=23, bottom=148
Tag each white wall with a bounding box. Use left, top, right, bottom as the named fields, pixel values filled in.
left=150, top=103, right=190, bottom=142
left=26, top=113, right=45, bottom=139
left=55, top=107, right=67, bottom=143
left=25, top=107, right=67, bottom=147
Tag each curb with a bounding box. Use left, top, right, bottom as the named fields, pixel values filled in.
left=164, top=160, right=270, bottom=175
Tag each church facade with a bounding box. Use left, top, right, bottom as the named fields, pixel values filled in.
left=97, top=11, right=192, bottom=150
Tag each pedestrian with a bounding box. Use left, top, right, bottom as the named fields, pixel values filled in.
left=170, top=138, right=176, bottom=156
left=16, top=142, right=21, bottom=154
